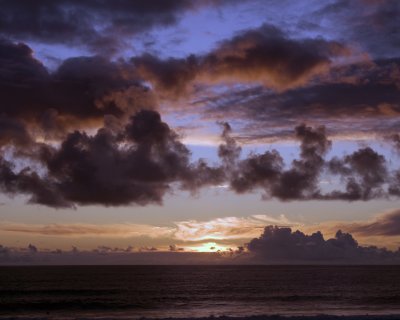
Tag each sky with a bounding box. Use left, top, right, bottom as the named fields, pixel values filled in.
left=0, top=0, right=400, bottom=264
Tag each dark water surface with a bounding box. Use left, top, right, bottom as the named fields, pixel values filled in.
left=0, top=265, right=399, bottom=319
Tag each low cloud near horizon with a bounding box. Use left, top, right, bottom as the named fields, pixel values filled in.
left=1, top=210, right=400, bottom=264
left=1, top=222, right=399, bottom=265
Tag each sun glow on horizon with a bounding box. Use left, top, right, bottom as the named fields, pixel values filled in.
left=183, top=242, right=232, bottom=252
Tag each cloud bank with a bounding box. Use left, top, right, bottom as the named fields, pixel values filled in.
left=2, top=109, right=400, bottom=207
left=1, top=224, right=399, bottom=265
left=247, top=225, right=400, bottom=264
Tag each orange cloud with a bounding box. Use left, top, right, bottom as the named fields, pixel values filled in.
left=0, top=222, right=173, bottom=238
left=173, top=214, right=298, bottom=242
left=0, top=214, right=297, bottom=243
left=133, top=24, right=352, bottom=98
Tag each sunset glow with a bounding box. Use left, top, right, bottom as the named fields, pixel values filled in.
left=184, top=242, right=232, bottom=253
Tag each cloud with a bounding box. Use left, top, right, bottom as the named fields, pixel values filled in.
left=201, top=24, right=350, bottom=90
left=218, top=122, right=242, bottom=167
left=389, top=132, right=400, bottom=152
left=133, top=23, right=350, bottom=96
left=326, top=147, right=388, bottom=200
left=3, top=113, right=400, bottom=206
left=0, top=156, right=71, bottom=208
left=173, top=214, right=295, bottom=242
left=214, top=122, right=400, bottom=202
left=0, top=0, right=217, bottom=54
left=222, top=124, right=332, bottom=200
left=316, top=0, right=400, bottom=59
left=270, top=124, right=331, bottom=200
left=0, top=221, right=173, bottom=238
left=229, top=150, right=283, bottom=194
left=201, top=58, right=400, bottom=142
left=0, top=40, right=399, bottom=208
left=0, top=116, right=33, bottom=147
left=1, top=28, right=398, bottom=147
left=2, top=222, right=399, bottom=264
left=0, top=39, right=155, bottom=138
left=247, top=225, right=400, bottom=263
left=0, top=110, right=177, bottom=206
left=0, top=214, right=294, bottom=243
left=133, top=54, right=199, bottom=98
left=211, top=124, right=400, bottom=201
left=37, top=110, right=221, bottom=207
left=312, top=210, right=400, bottom=238
left=1, top=209, right=400, bottom=262
left=0, top=104, right=222, bottom=207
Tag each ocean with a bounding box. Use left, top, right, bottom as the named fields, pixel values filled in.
left=0, top=265, right=399, bottom=319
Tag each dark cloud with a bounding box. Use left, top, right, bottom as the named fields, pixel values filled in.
left=223, top=124, right=331, bottom=200
left=216, top=123, right=400, bottom=202
left=0, top=109, right=223, bottom=207
left=2, top=110, right=400, bottom=207
left=316, top=0, right=400, bottom=59
left=229, top=150, right=283, bottom=194
left=0, top=116, right=32, bottom=147
left=0, top=38, right=48, bottom=81
left=218, top=122, right=242, bottom=167
left=269, top=124, right=331, bottom=200
left=247, top=225, right=400, bottom=263
left=40, top=110, right=193, bottom=206
left=0, top=38, right=398, bottom=208
left=0, top=38, right=49, bottom=119
left=388, top=170, right=400, bottom=197
left=0, top=39, right=154, bottom=138
left=202, top=58, right=400, bottom=141
left=133, top=24, right=350, bottom=96
left=0, top=156, right=71, bottom=208
left=389, top=132, right=400, bottom=152
left=0, top=0, right=212, bottom=54
left=202, top=24, right=349, bottom=90
left=132, top=54, right=199, bottom=97
left=327, top=147, right=387, bottom=201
